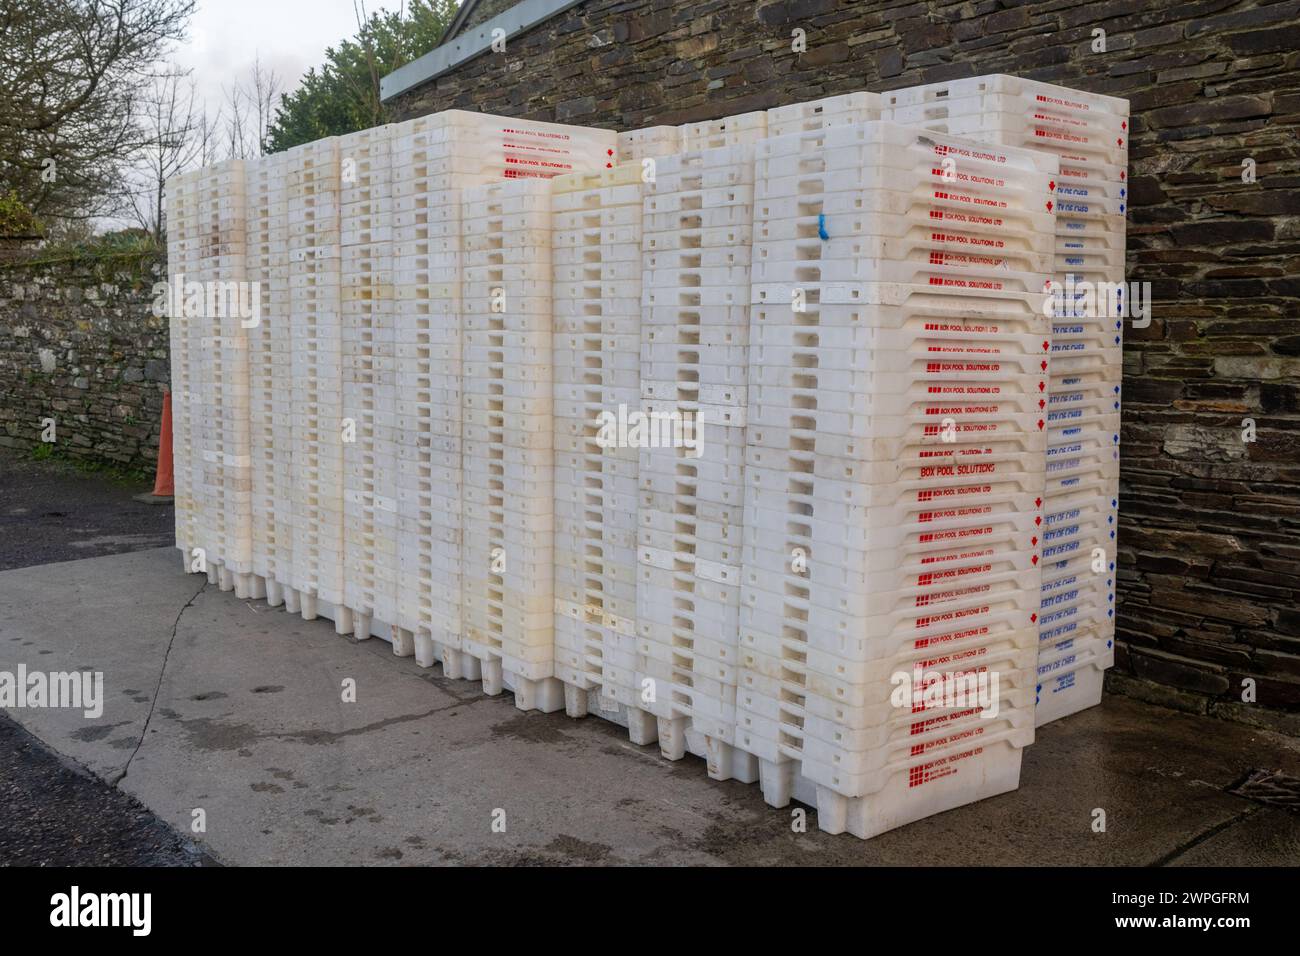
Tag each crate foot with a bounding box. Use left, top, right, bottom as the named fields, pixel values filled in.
left=627, top=707, right=657, bottom=746
left=760, top=759, right=795, bottom=808
left=392, top=627, right=414, bottom=657
left=658, top=715, right=688, bottom=761
left=481, top=658, right=503, bottom=696
left=246, top=574, right=266, bottom=600
left=564, top=683, right=589, bottom=718
left=299, top=592, right=318, bottom=621
left=515, top=676, right=563, bottom=713
left=442, top=648, right=465, bottom=680
left=205, top=564, right=219, bottom=585
left=353, top=613, right=372, bottom=641
left=234, top=572, right=252, bottom=599
left=734, top=748, right=759, bottom=784
left=705, top=737, right=755, bottom=782
left=218, top=566, right=234, bottom=592
left=413, top=631, right=436, bottom=668
left=461, top=654, right=482, bottom=682
left=334, top=605, right=353, bottom=635
left=283, top=587, right=300, bottom=615
left=815, top=787, right=848, bottom=835
left=265, top=579, right=284, bottom=607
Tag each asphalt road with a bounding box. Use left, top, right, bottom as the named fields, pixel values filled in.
left=0, top=449, right=206, bottom=866
left=0, top=713, right=209, bottom=866
left=0, top=452, right=174, bottom=572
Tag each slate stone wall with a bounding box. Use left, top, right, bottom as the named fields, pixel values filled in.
left=0, top=253, right=169, bottom=472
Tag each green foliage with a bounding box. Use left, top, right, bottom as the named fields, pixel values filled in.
left=0, top=227, right=162, bottom=285
left=265, top=0, right=460, bottom=152
left=37, top=228, right=162, bottom=260
left=7, top=227, right=159, bottom=265
left=25, top=440, right=152, bottom=484
left=0, top=190, right=41, bottom=237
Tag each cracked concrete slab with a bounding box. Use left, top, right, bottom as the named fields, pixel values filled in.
left=0, top=547, right=201, bottom=779
left=2, top=546, right=1299, bottom=865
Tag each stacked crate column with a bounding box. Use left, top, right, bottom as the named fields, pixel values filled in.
left=880, top=75, right=1129, bottom=724
left=244, top=153, right=286, bottom=603
left=287, top=138, right=345, bottom=625
left=461, top=179, right=562, bottom=711
left=738, top=121, right=1056, bottom=836
left=637, top=145, right=755, bottom=771
left=550, top=165, right=645, bottom=719
left=196, top=161, right=250, bottom=594
left=340, top=124, right=398, bottom=644
left=165, top=170, right=201, bottom=569
left=391, top=114, right=464, bottom=671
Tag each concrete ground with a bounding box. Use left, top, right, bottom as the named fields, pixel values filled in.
left=3, top=543, right=1299, bottom=865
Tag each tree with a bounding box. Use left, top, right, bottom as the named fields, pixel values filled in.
left=126, top=68, right=202, bottom=240
left=0, top=0, right=196, bottom=224
left=0, top=190, right=40, bottom=237
left=219, top=57, right=283, bottom=160
left=119, top=58, right=281, bottom=239
left=265, top=0, right=459, bottom=153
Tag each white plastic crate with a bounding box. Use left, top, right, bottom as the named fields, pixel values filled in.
left=677, top=111, right=767, bottom=151
left=766, top=92, right=882, bottom=137
left=616, top=126, right=680, bottom=164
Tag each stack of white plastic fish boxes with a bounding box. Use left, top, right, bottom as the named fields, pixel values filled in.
left=195, top=159, right=254, bottom=596
left=166, top=169, right=201, bottom=571
left=390, top=113, right=463, bottom=670
left=244, top=153, right=286, bottom=604
left=550, top=164, right=646, bottom=721
left=882, top=75, right=1127, bottom=725
left=460, top=179, right=563, bottom=711
left=388, top=110, right=617, bottom=676
left=339, top=124, right=400, bottom=645
left=636, top=135, right=759, bottom=774
left=265, top=157, right=296, bottom=611
left=738, top=120, right=1058, bottom=837
left=286, top=137, right=346, bottom=626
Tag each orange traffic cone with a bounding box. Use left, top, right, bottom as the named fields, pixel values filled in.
left=151, top=390, right=175, bottom=497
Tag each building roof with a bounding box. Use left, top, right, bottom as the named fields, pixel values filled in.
left=439, top=0, right=520, bottom=45
left=381, top=0, right=584, bottom=102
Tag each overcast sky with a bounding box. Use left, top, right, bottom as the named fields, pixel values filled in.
left=171, top=0, right=414, bottom=121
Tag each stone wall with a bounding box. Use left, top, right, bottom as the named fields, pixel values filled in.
left=0, top=252, right=169, bottom=472
left=389, top=0, right=1300, bottom=731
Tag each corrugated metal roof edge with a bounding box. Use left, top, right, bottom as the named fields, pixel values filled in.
left=381, top=0, right=585, bottom=103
